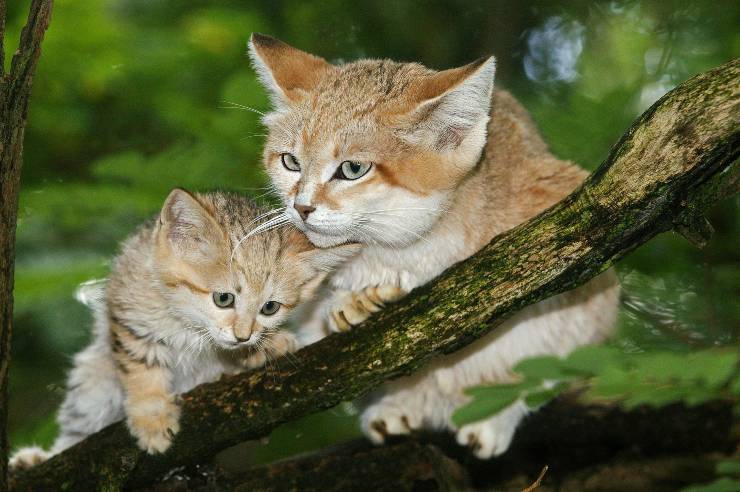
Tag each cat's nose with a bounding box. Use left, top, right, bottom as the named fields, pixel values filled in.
left=294, top=203, right=316, bottom=221
left=235, top=334, right=251, bottom=343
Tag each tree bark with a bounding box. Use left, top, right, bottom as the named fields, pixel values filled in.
left=8, top=58, right=739, bottom=491
left=146, top=399, right=735, bottom=492
left=0, top=1, right=53, bottom=490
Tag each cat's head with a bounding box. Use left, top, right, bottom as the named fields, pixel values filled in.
left=249, top=34, right=496, bottom=248
left=153, top=188, right=357, bottom=349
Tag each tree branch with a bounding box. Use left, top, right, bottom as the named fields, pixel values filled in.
left=146, top=399, right=735, bottom=491
left=9, top=59, right=739, bottom=491
left=0, top=1, right=53, bottom=490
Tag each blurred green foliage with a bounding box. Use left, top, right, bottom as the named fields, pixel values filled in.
left=7, top=0, right=738, bottom=466
left=452, top=346, right=740, bottom=426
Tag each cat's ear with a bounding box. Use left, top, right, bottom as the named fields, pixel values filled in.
left=158, top=188, right=222, bottom=260
left=402, top=56, right=496, bottom=157
left=249, top=33, right=335, bottom=109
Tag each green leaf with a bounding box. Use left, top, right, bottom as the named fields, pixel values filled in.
left=717, top=460, right=740, bottom=476
left=686, top=350, right=740, bottom=389
left=524, top=382, right=569, bottom=408
left=631, top=352, right=686, bottom=384
left=731, top=376, right=740, bottom=395
left=453, top=390, right=520, bottom=426
left=463, top=381, right=537, bottom=398
left=585, top=365, right=634, bottom=400
left=564, top=345, right=623, bottom=375
left=513, top=356, right=571, bottom=380
left=621, top=385, right=686, bottom=409
left=681, top=477, right=740, bottom=492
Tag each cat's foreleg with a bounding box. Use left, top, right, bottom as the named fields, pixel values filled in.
left=111, top=320, right=180, bottom=454
left=327, top=284, right=406, bottom=332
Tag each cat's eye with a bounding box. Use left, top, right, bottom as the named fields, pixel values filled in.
left=260, top=301, right=281, bottom=316
left=280, top=153, right=301, bottom=172
left=212, top=292, right=235, bottom=308
left=335, top=160, right=372, bottom=180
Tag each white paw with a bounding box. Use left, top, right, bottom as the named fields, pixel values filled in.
left=9, top=446, right=50, bottom=469
left=361, top=401, right=423, bottom=444
left=127, top=400, right=181, bottom=454
left=456, top=420, right=515, bottom=459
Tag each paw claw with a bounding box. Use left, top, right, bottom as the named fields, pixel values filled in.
left=362, top=402, right=421, bottom=445
left=328, top=285, right=406, bottom=333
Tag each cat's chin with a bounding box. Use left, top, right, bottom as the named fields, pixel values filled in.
left=304, top=229, right=349, bottom=248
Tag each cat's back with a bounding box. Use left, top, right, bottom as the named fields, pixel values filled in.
left=464, top=90, right=589, bottom=235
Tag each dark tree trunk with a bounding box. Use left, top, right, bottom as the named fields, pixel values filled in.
left=0, top=1, right=53, bottom=490
left=9, top=58, right=739, bottom=491
left=147, top=399, right=736, bottom=492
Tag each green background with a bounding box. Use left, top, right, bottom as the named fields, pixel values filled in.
left=6, top=0, right=738, bottom=466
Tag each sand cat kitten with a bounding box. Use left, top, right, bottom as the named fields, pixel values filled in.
left=249, top=34, right=620, bottom=458
left=10, top=189, right=357, bottom=468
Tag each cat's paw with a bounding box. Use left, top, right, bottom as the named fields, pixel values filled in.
left=9, top=446, right=50, bottom=470
left=361, top=400, right=423, bottom=444
left=328, top=285, right=406, bottom=332
left=243, top=331, right=299, bottom=369
left=455, top=406, right=525, bottom=459
left=127, top=399, right=181, bottom=454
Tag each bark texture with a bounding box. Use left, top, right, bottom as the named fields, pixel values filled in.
left=0, top=1, right=53, bottom=490
left=147, top=399, right=735, bottom=492
left=8, top=59, right=740, bottom=491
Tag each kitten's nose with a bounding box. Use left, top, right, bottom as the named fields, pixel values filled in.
left=235, top=334, right=251, bottom=343
left=294, top=203, right=316, bottom=221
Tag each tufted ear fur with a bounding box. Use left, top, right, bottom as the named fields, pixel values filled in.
left=158, top=188, right=223, bottom=262
left=401, top=57, right=496, bottom=161
left=248, top=33, right=335, bottom=110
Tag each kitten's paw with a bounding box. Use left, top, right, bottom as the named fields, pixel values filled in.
left=266, top=331, right=299, bottom=358
left=361, top=401, right=422, bottom=444
left=9, top=446, right=50, bottom=470
left=127, top=399, right=181, bottom=454
left=328, top=285, right=406, bottom=333
left=243, top=331, right=299, bottom=369
left=455, top=414, right=519, bottom=459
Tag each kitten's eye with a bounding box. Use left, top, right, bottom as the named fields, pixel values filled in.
left=280, top=153, right=301, bottom=172
left=335, top=161, right=372, bottom=180
left=212, top=292, right=235, bottom=308
left=260, top=301, right=281, bottom=316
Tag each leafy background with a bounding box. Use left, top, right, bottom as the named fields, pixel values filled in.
left=6, top=0, right=738, bottom=470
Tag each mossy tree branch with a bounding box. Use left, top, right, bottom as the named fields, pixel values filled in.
left=9, top=59, right=739, bottom=491
left=0, top=1, right=53, bottom=490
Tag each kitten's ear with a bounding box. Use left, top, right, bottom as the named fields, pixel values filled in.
left=249, top=33, right=334, bottom=109
left=403, top=57, right=496, bottom=157
left=159, top=188, right=222, bottom=260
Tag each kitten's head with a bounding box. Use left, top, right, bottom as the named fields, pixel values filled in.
left=154, top=188, right=357, bottom=349
left=249, top=34, right=496, bottom=248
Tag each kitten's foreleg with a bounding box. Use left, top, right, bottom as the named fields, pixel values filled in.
left=112, top=321, right=180, bottom=454
left=328, top=284, right=406, bottom=332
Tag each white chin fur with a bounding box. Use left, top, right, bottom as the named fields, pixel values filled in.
left=305, top=229, right=349, bottom=248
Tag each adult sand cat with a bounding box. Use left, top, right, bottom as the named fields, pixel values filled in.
left=249, top=34, right=620, bottom=458
left=10, top=189, right=357, bottom=468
